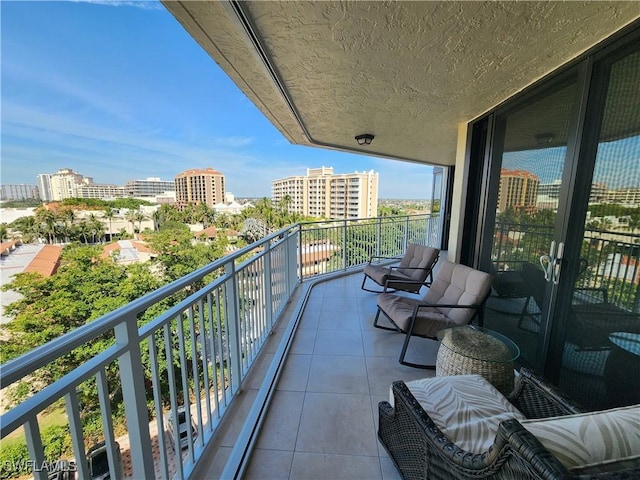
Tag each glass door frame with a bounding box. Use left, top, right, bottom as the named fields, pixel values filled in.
left=463, top=23, right=640, bottom=376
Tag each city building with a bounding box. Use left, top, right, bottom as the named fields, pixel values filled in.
left=48, top=168, right=89, bottom=201
left=606, top=187, right=640, bottom=205
left=0, top=184, right=39, bottom=201
left=497, top=169, right=539, bottom=213
left=124, top=177, right=175, bottom=197
left=36, top=174, right=53, bottom=202
left=174, top=168, right=225, bottom=208
left=272, top=166, right=379, bottom=219
left=75, top=183, right=126, bottom=200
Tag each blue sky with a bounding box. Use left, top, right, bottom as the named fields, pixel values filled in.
left=1, top=0, right=434, bottom=199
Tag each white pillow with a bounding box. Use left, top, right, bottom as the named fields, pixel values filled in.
left=395, top=374, right=525, bottom=453
left=520, top=404, right=640, bottom=471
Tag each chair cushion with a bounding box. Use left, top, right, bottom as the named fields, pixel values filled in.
left=377, top=293, right=457, bottom=336
left=392, top=374, right=525, bottom=453
left=397, top=244, right=439, bottom=281
left=520, top=404, right=640, bottom=472
left=422, top=261, right=493, bottom=324
left=364, top=264, right=413, bottom=286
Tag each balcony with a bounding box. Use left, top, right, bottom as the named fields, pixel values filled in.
left=0, top=214, right=440, bottom=480
left=195, top=268, right=435, bottom=480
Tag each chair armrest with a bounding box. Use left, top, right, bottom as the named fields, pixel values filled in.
left=413, top=302, right=483, bottom=314
left=508, top=367, right=585, bottom=419
left=368, top=255, right=402, bottom=263
left=379, top=380, right=572, bottom=479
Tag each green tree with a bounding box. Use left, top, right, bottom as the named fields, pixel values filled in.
left=0, top=244, right=163, bottom=409
left=103, top=207, right=115, bottom=241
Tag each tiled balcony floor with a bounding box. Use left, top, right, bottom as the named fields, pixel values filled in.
left=196, top=270, right=441, bottom=480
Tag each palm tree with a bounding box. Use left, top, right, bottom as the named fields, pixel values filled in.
left=125, top=210, right=138, bottom=234
left=135, top=212, right=147, bottom=233
left=88, top=214, right=105, bottom=243
left=194, top=202, right=213, bottom=228
left=35, top=208, right=57, bottom=244
left=11, top=216, right=37, bottom=242
left=103, top=207, right=115, bottom=241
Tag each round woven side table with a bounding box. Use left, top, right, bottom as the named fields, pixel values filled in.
left=436, top=326, right=520, bottom=396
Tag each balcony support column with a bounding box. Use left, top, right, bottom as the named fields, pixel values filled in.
left=115, top=316, right=154, bottom=479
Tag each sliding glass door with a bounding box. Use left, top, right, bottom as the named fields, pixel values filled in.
left=473, top=29, right=640, bottom=410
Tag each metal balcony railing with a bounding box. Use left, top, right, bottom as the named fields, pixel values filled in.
left=0, top=214, right=440, bottom=480
left=492, top=221, right=640, bottom=311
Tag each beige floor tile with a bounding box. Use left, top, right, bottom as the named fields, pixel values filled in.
left=306, top=355, right=370, bottom=394
left=290, top=328, right=317, bottom=354
left=256, top=390, right=305, bottom=451
left=244, top=448, right=294, bottom=480
left=361, top=329, right=407, bottom=358
left=290, top=452, right=382, bottom=480
left=313, top=329, right=364, bottom=356
left=277, top=354, right=312, bottom=391
left=364, top=356, right=434, bottom=396
left=298, top=308, right=321, bottom=330
left=296, top=392, right=378, bottom=456
left=380, top=456, right=403, bottom=480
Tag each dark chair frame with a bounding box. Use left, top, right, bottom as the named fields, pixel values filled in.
left=374, top=293, right=490, bottom=369
left=378, top=368, right=639, bottom=480
left=361, top=246, right=439, bottom=294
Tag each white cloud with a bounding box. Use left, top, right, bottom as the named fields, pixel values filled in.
left=70, top=0, right=164, bottom=10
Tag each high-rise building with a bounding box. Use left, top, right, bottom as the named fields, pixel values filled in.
left=124, top=177, right=175, bottom=197
left=48, top=168, right=87, bottom=201
left=37, top=174, right=53, bottom=202
left=497, top=169, right=539, bottom=213
left=174, top=168, right=225, bottom=208
left=272, top=166, right=379, bottom=219
left=0, top=184, right=39, bottom=201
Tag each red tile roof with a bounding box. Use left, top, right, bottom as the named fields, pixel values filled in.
left=23, top=245, right=63, bottom=278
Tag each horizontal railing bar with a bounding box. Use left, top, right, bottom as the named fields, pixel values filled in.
left=1, top=225, right=299, bottom=387
left=2, top=343, right=124, bottom=436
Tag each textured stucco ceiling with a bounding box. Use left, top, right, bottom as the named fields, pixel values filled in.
left=163, top=1, right=640, bottom=166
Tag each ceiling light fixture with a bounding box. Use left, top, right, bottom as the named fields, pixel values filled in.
left=355, top=134, right=374, bottom=146
left=535, top=133, right=555, bottom=145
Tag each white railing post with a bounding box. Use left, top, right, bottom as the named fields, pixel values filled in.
left=225, top=261, right=243, bottom=392
left=342, top=219, right=348, bottom=270
left=298, top=224, right=304, bottom=281
left=376, top=217, right=382, bottom=258
left=287, top=230, right=298, bottom=294
left=264, top=240, right=274, bottom=329
left=404, top=216, right=410, bottom=250
left=114, top=316, right=155, bottom=479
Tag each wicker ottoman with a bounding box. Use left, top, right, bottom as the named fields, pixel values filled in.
left=436, top=326, right=519, bottom=395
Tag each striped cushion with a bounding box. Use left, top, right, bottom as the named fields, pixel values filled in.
left=394, top=374, right=525, bottom=453
left=521, top=405, right=640, bottom=472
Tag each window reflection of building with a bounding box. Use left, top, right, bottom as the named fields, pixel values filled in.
left=498, top=169, right=539, bottom=213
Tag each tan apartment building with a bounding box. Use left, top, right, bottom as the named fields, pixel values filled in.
left=174, top=167, right=225, bottom=208
left=497, top=169, right=539, bottom=213
left=272, top=166, right=378, bottom=219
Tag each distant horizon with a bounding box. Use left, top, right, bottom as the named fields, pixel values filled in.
left=1, top=1, right=435, bottom=200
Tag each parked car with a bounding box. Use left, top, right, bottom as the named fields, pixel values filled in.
left=165, top=406, right=197, bottom=450
left=47, top=460, right=75, bottom=480
left=86, top=441, right=123, bottom=480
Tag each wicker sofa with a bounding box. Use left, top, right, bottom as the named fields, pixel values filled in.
left=378, top=368, right=640, bottom=479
